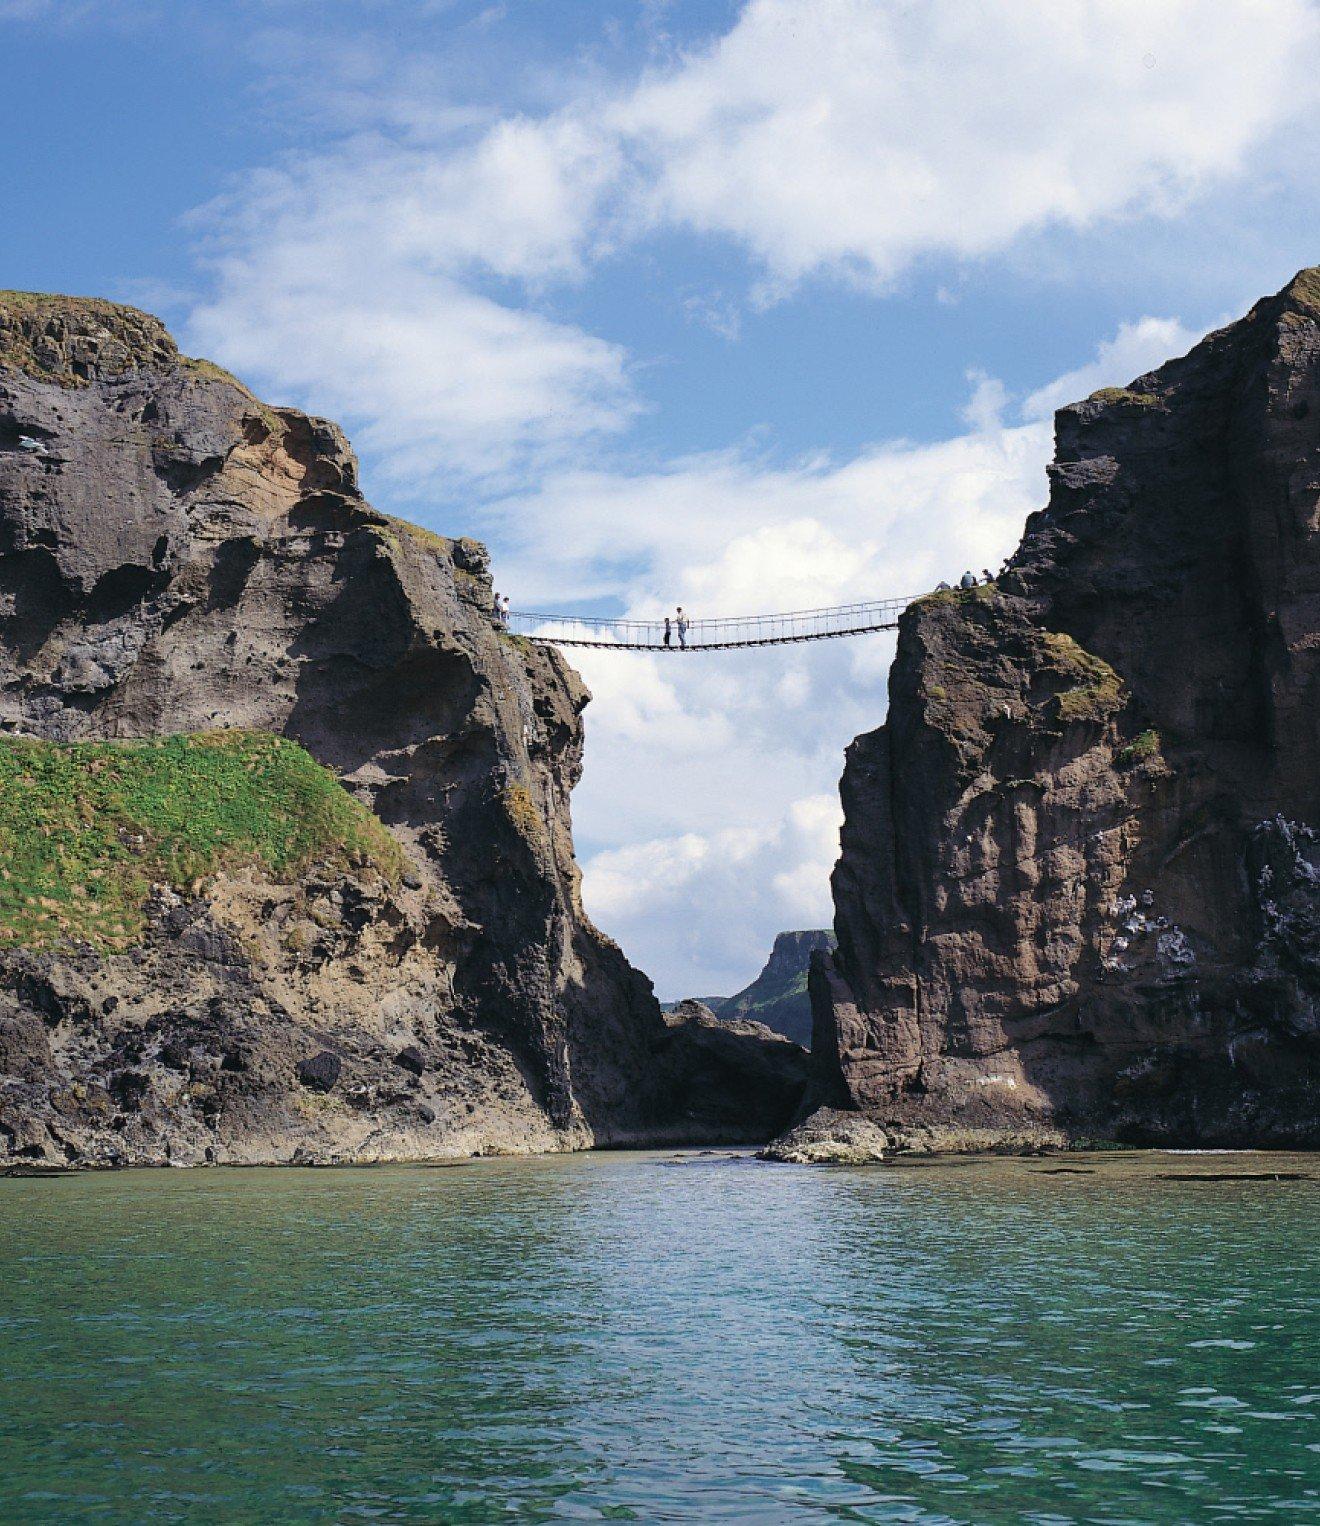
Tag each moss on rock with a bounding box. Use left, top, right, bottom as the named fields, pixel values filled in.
left=1116, top=728, right=1162, bottom=768
left=0, top=730, right=403, bottom=951
left=1041, top=630, right=1125, bottom=721
left=0, top=292, right=177, bottom=384
left=1087, top=386, right=1162, bottom=408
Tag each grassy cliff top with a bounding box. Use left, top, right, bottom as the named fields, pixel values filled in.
left=0, top=290, right=179, bottom=384
left=0, top=290, right=165, bottom=321
left=0, top=730, right=404, bottom=951
left=0, top=289, right=179, bottom=384
left=1282, top=265, right=1320, bottom=315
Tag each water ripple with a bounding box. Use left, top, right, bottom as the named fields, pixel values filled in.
left=0, top=1150, right=1317, bottom=1522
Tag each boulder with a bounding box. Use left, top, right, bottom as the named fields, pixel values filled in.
left=296, top=1052, right=342, bottom=1093
left=760, top=1107, right=889, bottom=1165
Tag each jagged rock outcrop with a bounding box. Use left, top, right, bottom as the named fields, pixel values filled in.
left=812, top=267, right=1320, bottom=1149
left=720, top=929, right=835, bottom=1044
left=0, top=293, right=804, bottom=1166
left=758, top=1107, right=890, bottom=1165
left=658, top=1000, right=808, bottom=1142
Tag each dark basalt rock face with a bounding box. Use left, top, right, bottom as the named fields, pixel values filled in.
left=656, top=1001, right=808, bottom=1143
left=0, top=294, right=805, bottom=1166
left=813, top=267, right=1320, bottom=1150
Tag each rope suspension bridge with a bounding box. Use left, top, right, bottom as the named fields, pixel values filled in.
left=507, top=594, right=922, bottom=651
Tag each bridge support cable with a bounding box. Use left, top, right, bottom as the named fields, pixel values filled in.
left=505, top=594, right=920, bottom=652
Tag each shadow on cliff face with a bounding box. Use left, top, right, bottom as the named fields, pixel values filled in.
left=566, top=981, right=810, bottom=1147
left=0, top=547, right=77, bottom=665
left=288, top=645, right=481, bottom=776
left=284, top=528, right=484, bottom=774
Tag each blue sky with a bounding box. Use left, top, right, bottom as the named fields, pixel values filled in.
left=5, top=0, right=1320, bottom=995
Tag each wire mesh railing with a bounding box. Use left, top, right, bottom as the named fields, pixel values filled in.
left=505, top=595, right=920, bottom=650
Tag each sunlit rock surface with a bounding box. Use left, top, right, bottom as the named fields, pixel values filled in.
left=0, top=294, right=805, bottom=1166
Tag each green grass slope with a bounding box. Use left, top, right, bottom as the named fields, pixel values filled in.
left=0, top=730, right=403, bottom=951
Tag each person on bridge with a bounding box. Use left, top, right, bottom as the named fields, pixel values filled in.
left=959, top=570, right=976, bottom=589
left=663, top=616, right=672, bottom=648
left=676, top=608, right=689, bottom=648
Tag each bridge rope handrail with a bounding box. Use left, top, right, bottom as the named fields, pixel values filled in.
left=509, top=594, right=918, bottom=632
left=504, top=591, right=929, bottom=650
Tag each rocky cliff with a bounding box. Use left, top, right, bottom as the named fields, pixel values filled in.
left=721, top=930, right=835, bottom=1045
left=0, top=293, right=803, bottom=1167
left=812, top=267, right=1320, bottom=1150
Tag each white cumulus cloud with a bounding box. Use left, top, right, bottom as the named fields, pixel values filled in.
left=180, top=0, right=1317, bottom=492
left=166, top=0, right=1293, bottom=994
left=616, top=0, right=1320, bottom=288
left=583, top=792, right=843, bottom=997
left=557, top=318, right=1212, bottom=995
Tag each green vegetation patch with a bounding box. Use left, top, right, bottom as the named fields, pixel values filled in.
left=916, top=583, right=996, bottom=611
left=1087, top=386, right=1162, bottom=409
left=1041, top=631, right=1125, bottom=722
left=1116, top=729, right=1162, bottom=768
left=742, top=969, right=809, bottom=1013
left=0, top=730, right=403, bottom=952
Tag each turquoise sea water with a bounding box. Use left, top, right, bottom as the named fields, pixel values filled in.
left=0, top=1150, right=1316, bottom=1523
